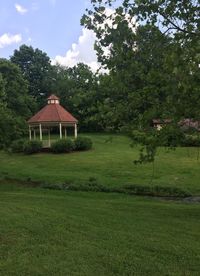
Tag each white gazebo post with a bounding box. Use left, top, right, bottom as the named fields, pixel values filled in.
left=59, top=123, right=62, bottom=139
left=74, top=123, right=77, bottom=138
left=39, top=124, right=43, bottom=141
left=29, top=125, right=32, bottom=140
left=64, top=127, right=67, bottom=138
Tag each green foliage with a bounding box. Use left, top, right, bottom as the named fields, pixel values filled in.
left=82, top=6, right=175, bottom=130
left=130, top=130, right=147, bottom=145
left=123, top=184, right=190, bottom=198
left=0, top=58, right=35, bottom=117
left=11, top=45, right=53, bottom=106
left=181, top=135, right=200, bottom=147
left=81, top=0, right=200, bottom=143
left=45, top=181, right=190, bottom=198
left=10, top=139, right=26, bottom=153
left=131, top=126, right=200, bottom=164
left=0, top=73, right=6, bottom=107
left=0, top=106, right=27, bottom=149
left=0, top=60, right=35, bottom=148
left=67, top=181, right=109, bottom=193
left=130, top=130, right=157, bottom=164
left=54, top=63, right=101, bottom=131
left=125, top=0, right=199, bottom=39
left=74, top=137, right=93, bottom=151
left=131, top=126, right=188, bottom=164
left=158, top=125, right=184, bottom=147
left=51, top=139, right=75, bottom=153
left=23, top=140, right=42, bottom=154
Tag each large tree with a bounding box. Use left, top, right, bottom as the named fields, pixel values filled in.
left=80, top=0, right=200, bottom=167
left=82, top=4, right=173, bottom=128
left=52, top=63, right=101, bottom=131
left=0, top=62, right=31, bottom=148
left=82, top=0, right=200, bottom=128
left=11, top=45, right=54, bottom=106
left=0, top=73, right=6, bottom=107
left=0, top=59, right=35, bottom=118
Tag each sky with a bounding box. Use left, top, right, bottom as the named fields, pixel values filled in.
left=0, top=0, right=100, bottom=71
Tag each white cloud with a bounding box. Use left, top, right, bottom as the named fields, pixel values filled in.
left=51, top=8, right=136, bottom=73
left=52, top=28, right=101, bottom=72
left=0, top=33, right=22, bottom=48
left=15, top=3, right=28, bottom=14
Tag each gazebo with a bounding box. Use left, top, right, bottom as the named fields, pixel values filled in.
left=28, top=94, right=78, bottom=147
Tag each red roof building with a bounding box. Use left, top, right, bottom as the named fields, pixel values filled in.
left=28, top=94, right=78, bottom=146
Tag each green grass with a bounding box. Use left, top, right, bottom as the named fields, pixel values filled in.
left=0, top=183, right=199, bottom=275
left=1, top=134, right=200, bottom=195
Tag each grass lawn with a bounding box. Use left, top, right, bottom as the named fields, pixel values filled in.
left=0, top=134, right=200, bottom=195
left=0, top=183, right=199, bottom=275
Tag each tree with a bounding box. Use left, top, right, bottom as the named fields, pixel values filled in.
left=0, top=59, right=36, bottom=148
left=82, top=0, right=200, bottom=126
left=11, top=45, right=54, bottom=106
left=0, top=73, right=6, bottom=107
left=123, top=0, right=199, bottom=39
left=52, top=63, right=101, bottom=131
left=0, top=106, right=27, bottom=149
left=0, top=59, right=35, bottom=118
left=125, top=0, right=200, bottom=121
left=81, top=0, right=200, bottom=166
left=85, top=0, right=199, bottom=39
left=82, top=3, right=173, bottom=128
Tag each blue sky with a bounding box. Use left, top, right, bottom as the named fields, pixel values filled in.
left=0, top=0, right=100, bottom=70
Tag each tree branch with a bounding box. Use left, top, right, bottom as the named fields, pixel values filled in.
left=160, top=11, right=198, bottom=36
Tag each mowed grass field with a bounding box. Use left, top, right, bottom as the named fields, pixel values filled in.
left=0, top=183, right=200, bottom=276
left=0, top=134, right=200, bottom=194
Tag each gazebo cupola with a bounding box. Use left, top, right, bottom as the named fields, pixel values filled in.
left=28, top=94, right=78, bottom=147
left=47, top=94, right=60, bottom=105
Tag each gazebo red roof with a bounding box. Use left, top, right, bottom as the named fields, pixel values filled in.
left=28, top=95, right=78, bottom=124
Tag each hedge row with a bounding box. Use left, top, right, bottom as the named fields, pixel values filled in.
left=10, top=137, right=93, bottom=154
left=42, top=180, right=191, bottom=198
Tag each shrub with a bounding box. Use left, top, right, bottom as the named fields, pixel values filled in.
left=41, top=182, right=190, bottom=198
left=10, top=139, right=25, bottom=153
left=68, top=182, right=111, bottom=193
left=123, top=184, right=191, bottom=197
left=158, top=126, right=184, bottom=147
left=51, top=139, right=74, bottom=153
left=74, top=137, right=92, bottom=151
left=23, top=140, right=42, bottom=154
left=181, top=135, right=200, bottom=147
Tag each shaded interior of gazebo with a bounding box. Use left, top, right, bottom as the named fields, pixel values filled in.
left=28, top=95, right=78, bottom=148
